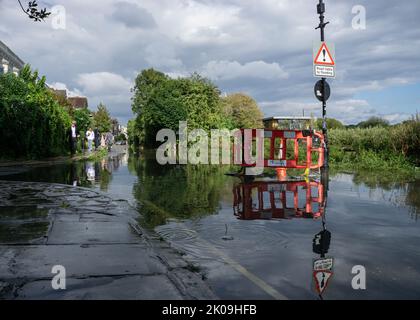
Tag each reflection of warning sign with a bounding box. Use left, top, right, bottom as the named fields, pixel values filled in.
left=313, top=42, right=336, bottom=78
left=313, top=270, right=333, bottom=295
left=313, top=258, right=334, bottom=271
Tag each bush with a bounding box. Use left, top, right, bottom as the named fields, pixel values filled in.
left=329, top=115, right=420, bottom=170
left=357, top=116, right=390, bottom=129
left=0, top=65, right=71, bottom=159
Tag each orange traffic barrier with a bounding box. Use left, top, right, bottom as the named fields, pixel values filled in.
left=235, top=129, right=325, bottom=171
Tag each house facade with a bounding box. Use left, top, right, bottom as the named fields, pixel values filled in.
left=0, top=40, right=25, bottom=75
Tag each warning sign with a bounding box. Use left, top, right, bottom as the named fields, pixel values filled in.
left=313, top=270, right=333, bottom=295
left=314, top=43, right=335, bottom=65
left=313, top=42, right=336, bottom=78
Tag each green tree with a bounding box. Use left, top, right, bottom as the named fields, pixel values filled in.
left=131, top=68, right=168, bottom=115
left=73, top=108, right=92, bottom=134
left=178, top=73, right=225, bottom=131
left=127, top=118, right=140, bottom=149
left=221, top=93, right=264, bottom=129
left=357, top=116, right=390, bottom=129
left=93, top=103, right=112, bottom=133
left=316, top=118, right=345, bottom=130
left=131, top=69, right=226, bottom=148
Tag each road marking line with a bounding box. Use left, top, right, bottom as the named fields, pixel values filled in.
left=200, top=238, right=289, bottom=300
left=141, top=200, right=288, bottom=300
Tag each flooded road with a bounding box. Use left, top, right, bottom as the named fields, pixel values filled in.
left=1, top=150, right=420, bottom=300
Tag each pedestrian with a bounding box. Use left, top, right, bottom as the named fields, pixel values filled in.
left=94, top=127, right=100, bottom=150
left=101, top=134, right=106, bottom=148
left=69, top=121, right=79, bottom=156
left=86, top=127, right=95, bottom=152
left=105, top=131, right=114, bottom=152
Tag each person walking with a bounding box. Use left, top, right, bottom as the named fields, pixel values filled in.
left=86, top=128, right=95, bottom=152
left=69, top=121, right=79, bottom=156
left=105, top=131, right=114, bottom=152
left=94, top=127, right=100, bottom=150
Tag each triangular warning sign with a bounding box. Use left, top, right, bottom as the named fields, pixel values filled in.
left=314, top=43, right=335, bottom=66
left=313, top=270, right=333, bottom=295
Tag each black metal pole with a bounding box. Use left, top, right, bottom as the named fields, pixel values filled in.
left=316, top=0, right=329, bottom=168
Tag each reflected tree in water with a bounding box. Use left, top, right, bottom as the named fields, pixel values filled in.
left=129, top=154, right=228, bottom=228
left=342, top=170, right=420, bottom=219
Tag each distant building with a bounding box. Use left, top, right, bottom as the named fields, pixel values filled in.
left=49, top=89, right=89, bottom=110
left=120, top=126, right=128, bottom=139
left=111, top=118, right=120, bottom=135
left=0, top=40, right=25, bottom=75
left=263, top=116, right=314, bottom=130
left=0, top=41, right=91, bottom=112
left=68, top=97, right=89, bottom=109
left=50, top=89, right=67, bottom=99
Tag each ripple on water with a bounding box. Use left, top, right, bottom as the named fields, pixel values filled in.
left=155, top=219, right=291, bottom=261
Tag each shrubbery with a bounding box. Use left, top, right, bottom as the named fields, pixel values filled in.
left=329, top=115, right=420, bottom=169
left=0, top=66, right=71, bottom=159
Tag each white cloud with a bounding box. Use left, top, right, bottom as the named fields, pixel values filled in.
left=259, top=98, right=406, bottom=125
left=2, top=0, right=419, bottom=125
left=76, top=72, right=132, bottom=96
left=112, top=2, right=156, bottom=29
left=202, top=60, right=288, bottom=81
left=144, top=42, right=183, bottom=69
left=382, top=113, right=412, bottom=124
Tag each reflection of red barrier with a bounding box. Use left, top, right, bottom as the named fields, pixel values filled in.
left=236, top=129, right=325, bottom=170
left=233, top=180, right=326, bottom=220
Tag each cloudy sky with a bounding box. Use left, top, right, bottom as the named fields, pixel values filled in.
left=1, top=0, right=419, bottom=125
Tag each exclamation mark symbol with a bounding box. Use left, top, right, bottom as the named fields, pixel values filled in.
left=322, top=49, right=326, bottom=62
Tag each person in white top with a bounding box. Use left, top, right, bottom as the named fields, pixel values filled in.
left=69, top=121, right=79, bottom=156
left=86, top=128, right=95, bottom=152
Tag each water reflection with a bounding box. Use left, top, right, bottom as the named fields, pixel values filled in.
left=350, top=171, right=420, bottom=218
left=232, top=174, right=334, bottom=298
left=0, top=153, right=128, bottom=192
left=1, top=151, right=420, bottom=299
left=129, top=153, right=229, bottom=228
left=233, top=178, right=327, bottom=220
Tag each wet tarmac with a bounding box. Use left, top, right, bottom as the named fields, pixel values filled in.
left=0, top=181, right=215, bottom=300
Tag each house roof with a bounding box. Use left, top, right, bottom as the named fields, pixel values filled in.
left=50, top=89, right=67, bottom=99
left=263, top=116, right=313, bottom=121
left=68, top=97, right=88, bottom=109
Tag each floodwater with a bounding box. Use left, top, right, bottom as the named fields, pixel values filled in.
left=1, top=150, right=420, bottom=300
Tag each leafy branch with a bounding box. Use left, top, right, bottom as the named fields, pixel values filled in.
left=17, top=0, right=51, bottom=22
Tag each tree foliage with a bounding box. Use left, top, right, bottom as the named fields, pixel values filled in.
left=74, top=108, right=92, bottom=134
left=357, top=116, right=390, bottom=129
left=0, top=65, right=71, bottom=159
left=130, top=70, right=267, bottom=148
left=131, top=69, right=226, bottom=148
left=93, top=103, right=112, bottom=133
left=221, top=93, right=264, bottom=129
left=315, top=118, right=345, bottom=130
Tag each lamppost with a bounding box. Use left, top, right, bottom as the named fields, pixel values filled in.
left=315, top=0, right=330, bottom=168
